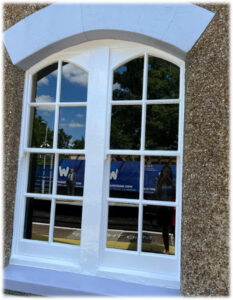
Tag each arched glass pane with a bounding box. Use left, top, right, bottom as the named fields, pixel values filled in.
left=147, top=57, right=180, bottom=100
left=112, top=57, right=144, bottom=100
left=32, top=63, right=58, bottom=103
left=60, top=62, right=88, bottom=102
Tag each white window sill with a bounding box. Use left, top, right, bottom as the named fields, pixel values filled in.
left=4, top=264, right=181, bottom=296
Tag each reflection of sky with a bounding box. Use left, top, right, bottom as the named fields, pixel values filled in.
left=36, top=107, right=55, bottom=130
left=59, top=107, right=86, bottom=141
left=36, top=72, right=57, bottom=102
left=60, top=63, right=88, bottom=102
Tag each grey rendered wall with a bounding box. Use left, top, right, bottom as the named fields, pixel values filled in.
left=3, top=3, right=229, bottom=296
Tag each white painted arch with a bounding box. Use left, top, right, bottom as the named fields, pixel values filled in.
left=3, top=3, right=214, bottom=70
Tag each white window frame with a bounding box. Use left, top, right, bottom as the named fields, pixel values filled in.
left=11, top=40, right=185, bottom=289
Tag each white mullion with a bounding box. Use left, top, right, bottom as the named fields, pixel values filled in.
left=53, top=60, right=62, bottom=149
left=48, top=198, right=56, bottom=243
left=24, top=75, right=33, bottom=150
left=52, top=153, right=59, bottom=197
left=138, top=155, right=145, bottom=254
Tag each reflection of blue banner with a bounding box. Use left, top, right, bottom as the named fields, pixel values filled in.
left=58, top=159, right=85, bottom=187
left=35, top=160, right=176, bottom=193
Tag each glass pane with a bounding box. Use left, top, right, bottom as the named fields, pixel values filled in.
left=53, top=201, right=82, bottom=246
left=145, top=104, right=179, bottom=150
left=107, top=203, right=138, bottom=251
left=60, top=62, right=88, bottom=102
left=57, top=155, right=85, bottom=196
left=147, top=56, right=179, bottom=100
left=110, top=105, right=141, bottom=149
left=29, top=106, right=55, bottom=148
left=58, top=106, right=86, bottom=149
left=24, top=198, right=51, bottom=242
left=113, top=57, right=144, bottom=100
left=32, top=63, right=58, bottom=103
left=27, top=154, right=54, bottom=194
left=109, top=155, right=140, bottom=199
left=142, top=205, right=175, bottom=255
left=144, top=157, right=176, bottom=201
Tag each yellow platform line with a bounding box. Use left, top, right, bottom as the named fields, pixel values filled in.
left=32, top=234, right=175, bottom=254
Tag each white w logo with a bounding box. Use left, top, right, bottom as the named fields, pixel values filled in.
left=110, top=169, right=119, bottom=180
left=59, top=166, right=69, bottom=177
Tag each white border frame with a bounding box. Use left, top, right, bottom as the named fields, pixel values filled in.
left=10, top=40, right=185, bottom=289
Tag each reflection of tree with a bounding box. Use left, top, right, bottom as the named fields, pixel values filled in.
left=72, top=136, right=85, bottom=149
left=31, top=112, right=53, bottom=148
left=147, top=57, right=179, bottom=99
left=113, top=57, right=144, bottom=100
left=110, top=106, right=141, bottom=149
left=58, top=128, right=72, bottom=148
left=146, top=105, right=178, bottom=150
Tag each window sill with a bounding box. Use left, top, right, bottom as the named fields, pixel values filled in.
left=4, top=264, right=181, bottom=296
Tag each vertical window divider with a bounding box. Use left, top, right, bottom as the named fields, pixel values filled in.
left=24, top=74, right=33, bottom=150
left=138, top=155, right=145, bottom=254
left=53, top=60, right=62, bottom=149
left=49, top=153, right=58, bottom=243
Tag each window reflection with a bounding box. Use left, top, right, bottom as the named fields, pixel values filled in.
left=32, top=63, right=58, bottom=103
left=113, top=57, right=144, bottom=100
left=109, top=155, right=140, bottom=199
left=142, top=205, right=175, bottom=255
left=110, top=105, right=141, bottom=149
left=147, top=56, right=179, bottom=100
left=144, top=156, right=176, bottom=201
left=53, top=201, right=82, bottom=245
left=27, top=154, right=54, bottom=194
left=29, top=106, right=55, bottom=148
left=57, top=155, right=85, bottom=196
left=24, top=198, right=51, bottom=242
left=145, top=104, right=179, bottom=150
left=58, top=107, right=86, bottom=149
left=60, top=62, right=88, bottom=102
left=107, top=203, right=138, bottom=251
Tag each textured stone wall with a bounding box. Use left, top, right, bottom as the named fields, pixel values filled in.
left=3, top=3, right=229, bottom=296
left=3, top=2, right=50, bottom=268
left=181, top=4, right=229, bottom=296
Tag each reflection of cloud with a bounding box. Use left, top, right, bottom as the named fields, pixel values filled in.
left=113, top=82, right=121, bottom=90
left=38, top=77, right=49, bottom=86
left=36, top=95, right=54, bottom=103
left=63, top=64, right=88, bottom=86
left=60, top=122, right=84, bottom=128
left=75, top=113, right=84, bottom=118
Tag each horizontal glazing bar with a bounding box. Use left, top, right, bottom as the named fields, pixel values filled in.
left=107, top=198, right=139, bottom=204
left=111, top=100, right=142, bottom=105
left=24, top=148, right=86, bottom=155
left=57, top=102, right=87, bottom=107
left=25, top=193, right=83, bottom=201
left=142, top=200, right=177, bottom=207
left=145, top=99, right=181, bottom=104
left=107, top=150, right=179, bottom=156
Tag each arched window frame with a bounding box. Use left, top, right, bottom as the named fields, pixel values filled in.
left=11, top=40, right=185, bottom=289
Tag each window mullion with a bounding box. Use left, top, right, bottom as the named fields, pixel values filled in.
left=53, top=60, right=62, bottom=149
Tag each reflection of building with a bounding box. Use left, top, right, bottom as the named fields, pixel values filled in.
left=3, top=3, right=229, bottom=297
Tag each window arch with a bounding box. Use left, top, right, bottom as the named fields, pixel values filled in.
left=12, top=40, right=184, bottom=289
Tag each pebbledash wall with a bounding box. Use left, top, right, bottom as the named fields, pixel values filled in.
left=3, top=3, right=229, bottom=296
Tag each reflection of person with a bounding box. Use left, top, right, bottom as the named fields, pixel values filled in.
left=66, top=168, right=77, bottom=195
left=155, top=165, right=175, bottom=254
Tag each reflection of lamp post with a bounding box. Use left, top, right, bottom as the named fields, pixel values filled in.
left=40, top=121, right=49, bottom=193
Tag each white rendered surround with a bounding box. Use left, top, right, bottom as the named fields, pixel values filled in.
left=3, top=3, right=214, bottom=70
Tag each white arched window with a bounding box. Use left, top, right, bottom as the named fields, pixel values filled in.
left=12, top=40, right=184, bottom=289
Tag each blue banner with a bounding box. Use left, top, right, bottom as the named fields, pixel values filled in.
left=35, top=160, right=176, bottom=193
